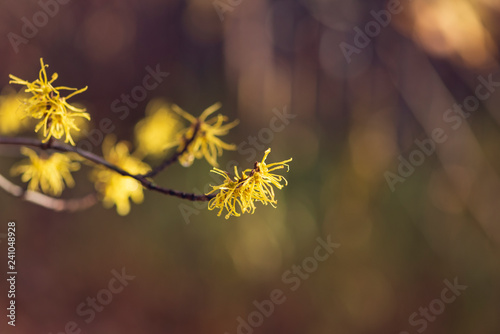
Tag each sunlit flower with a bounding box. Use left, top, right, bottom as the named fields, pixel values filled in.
left=91, top=136, right=150, bottom=216
left=0, top=89, right=29, bottom=135
left=10, top=147, right=80, bottom=196
left=207, top=148, right=292, bottom=219
left=9, top=58, right=89, bottom=145
left=166, top=102, right=239, bottom=167
left=134, top=99, right=181, bottom=157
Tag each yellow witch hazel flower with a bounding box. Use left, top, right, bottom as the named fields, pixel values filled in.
left=0, top=89, right=29, bottom=135
left=92, top=136, right=150, bottom=216
left=9, top=58, right=89, bottom=145
left=10, top=147, right=80, bottom=196
left=207, top=148, right=292, bottom=219
left=166, top=102, right=239, bottom=167
left=134, top=99, right=181, bottom=158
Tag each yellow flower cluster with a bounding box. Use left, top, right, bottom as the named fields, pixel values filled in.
left=91, top=136, right=150, bottom=216
left=3, top=58, right=292, bottom=219
left=0, top=89, right=29, bottom=135
left=9, top=58, right=89, bottom=145
left=10, top=147, right=80, bottom=196
left=134, top=99, right=181, bottom=158
left=207, top=148, right=292, bottom=219
left=166, top=102, right=239, bottom=167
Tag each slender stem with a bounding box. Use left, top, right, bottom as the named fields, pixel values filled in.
left=0, top=136, right=215, bottom=202
left=0, top=173, right=98, bottom=212
left=143, top=121, right=200, bottom=178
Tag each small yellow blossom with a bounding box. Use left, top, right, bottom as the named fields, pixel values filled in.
left=207, top=148, right=292, bottom=219
left=0, top=89, right=29, bottom=135
left=9, top=58, right=89, bottom=145
left=166, top=102, right=239, bottom=167
left=10, top=147, right=80, bottom=196
left=92, top=136, right=150, bottom=216
left=134, top=99, right=181, bottom=157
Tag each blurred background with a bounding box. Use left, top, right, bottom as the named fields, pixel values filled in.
left=1, top=0, right=500, bottom=333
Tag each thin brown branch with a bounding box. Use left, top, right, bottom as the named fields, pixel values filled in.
left=143, top=121, right=200, bottom=178
left=0, top=136, right=215, bottom=202
left=0, top=172, right=98, bottom=212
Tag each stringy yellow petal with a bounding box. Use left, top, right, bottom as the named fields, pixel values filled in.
left=206, top=148, right=292, bottom=219
left=8, top=58, right=89, bottom=145
left=91, top=135, right=151, bottom=216
left=170, top=103, right=238, bottom=167
left=10, top=147, right=80, bottom=196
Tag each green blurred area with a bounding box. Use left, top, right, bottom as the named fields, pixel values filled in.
left=1, top=0, right=500, bottom=333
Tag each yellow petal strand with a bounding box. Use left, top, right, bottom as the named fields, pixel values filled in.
left=199, top=102, right=222, bottom=121
left=8, top=58, right=89, bottom=145
left=206, top=148, right=291, bottom=218
left=171, top=104, right=197, bottom=123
